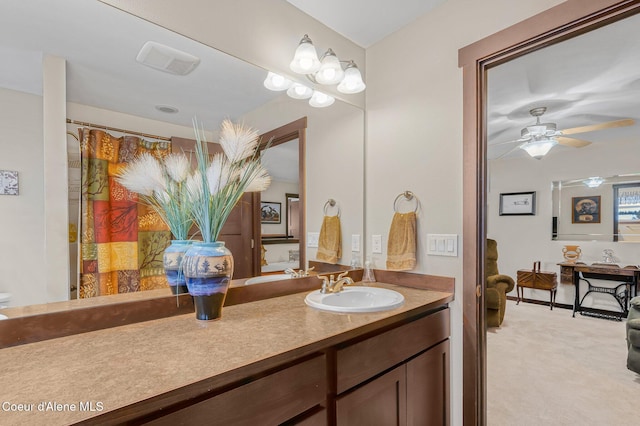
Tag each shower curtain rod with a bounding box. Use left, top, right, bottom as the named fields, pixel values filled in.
left=66, top=119, right=172, bottom=141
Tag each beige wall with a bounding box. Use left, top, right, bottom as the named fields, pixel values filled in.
left=365, top=0, right=564, bottom=422
left=0, top=87, right=45, bottom=307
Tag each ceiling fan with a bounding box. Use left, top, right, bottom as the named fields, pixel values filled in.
left=494, top=107, right=635, bottom=159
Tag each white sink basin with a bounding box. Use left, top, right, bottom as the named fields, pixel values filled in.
left=244, top=274, right=292, bottom=285
left=0, top=314, right=8, bottom=320
left=305, top=286, right=404, bottom=313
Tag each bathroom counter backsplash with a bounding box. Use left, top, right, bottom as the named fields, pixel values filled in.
left=0, top=283, right=452, bottom=425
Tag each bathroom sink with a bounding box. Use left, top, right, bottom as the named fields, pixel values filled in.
left=244, top=274, right=292, bottom=285
left=305, top=286, right=404, bottom=313
left=0, top=314, right=7, bottom=320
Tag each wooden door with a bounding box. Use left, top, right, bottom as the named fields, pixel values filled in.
left=171, top=137, right=259, bottom=278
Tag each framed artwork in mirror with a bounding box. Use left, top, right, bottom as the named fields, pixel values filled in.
left=499, top=191, right=535, bottom=215
left=0, top=170, right=19, bottom=195
left=260, top=201, right=281, bottom=224
left=572, top=195, right=601, bottom=223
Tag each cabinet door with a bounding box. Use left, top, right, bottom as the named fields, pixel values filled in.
left=336, top=365, right=406, bottom=426
left=406, top=340, right=450, bottom=426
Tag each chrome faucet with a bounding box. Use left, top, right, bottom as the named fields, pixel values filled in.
left=318, top=271, right=354, bottom=293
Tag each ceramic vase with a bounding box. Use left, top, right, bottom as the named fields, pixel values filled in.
left=163, top=240, right=192, bottom=295
left=562, top=245, right=581, bottom=263
left=183, top=241, right=234, bottom=320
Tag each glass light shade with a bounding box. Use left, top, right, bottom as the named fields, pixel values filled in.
left=584, top=176, right=604, bottom=188
left=337, top=62, right=366, bottom=94
left=287, top=83, right=313, bottom=99
left=289, top=35, right=321, bottom=74
left=520, top=138, right=557, bottom=159
left=315, top=49, right=344, bottom=85
left=309, top=91, right=335, bottom=108
left=263, top=72, right=292, bottom=91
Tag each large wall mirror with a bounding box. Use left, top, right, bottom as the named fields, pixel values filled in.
left=551, top=174, right=640, bottom=241
left=0, top=0, right=364, bottom=311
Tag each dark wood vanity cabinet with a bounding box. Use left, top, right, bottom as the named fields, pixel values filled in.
left=335, top=341, right=449, bottom=426
left=334, top=308, right=450, bottom=426
left=106, top=306, right=450, bottom=425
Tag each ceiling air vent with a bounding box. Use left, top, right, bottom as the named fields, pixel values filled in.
left=136, top=41, right=200, bottom=76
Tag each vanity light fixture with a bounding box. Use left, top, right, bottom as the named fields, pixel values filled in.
left=287, top=82, right=313, bottom=100
left=264, top=35, right=364, bottom=108
left=520, top=137, right=558, bottom=159
left=290, top=35, right=365, bottom=94
left=584, top=176, right=604, bottom=188
left=289, top=34, right=321, bottom=74
left=309, top=91, right=335, bottom=108
left=263, top=72, right=292, bottom=91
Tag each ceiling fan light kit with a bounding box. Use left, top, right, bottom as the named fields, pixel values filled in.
left=264, top=34, right=365, bottom=108
left=521, top=138, right=558, bottom=159
left=500, top=106, right=636, bottom=159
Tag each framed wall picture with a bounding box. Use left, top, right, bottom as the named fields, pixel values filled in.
left=260, top=201, right=281, bottom=224
left=0, top=170, right=19, bottom=195
left=499, top=191, right=535, bottom=215
left=572, top=195, right=601, bottom=223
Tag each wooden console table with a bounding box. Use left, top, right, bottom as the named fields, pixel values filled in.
left=559, top=263, right=640, bottom=320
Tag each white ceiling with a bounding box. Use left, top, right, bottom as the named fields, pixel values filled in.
left=286, top=0, right=446, bottom=48
left=487, top=12, right=640, bottom=160
left=0, top=0, right=279, bottom=131
left=3, top=0, right=637, bottom=165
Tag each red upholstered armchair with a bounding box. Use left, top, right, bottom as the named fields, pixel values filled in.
left=486, top=239, right=515, bottom=327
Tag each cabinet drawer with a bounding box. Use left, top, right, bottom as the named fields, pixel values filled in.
left=147, top=354, right=326, bottom=425
left=336, top=308, right=449, bottom=394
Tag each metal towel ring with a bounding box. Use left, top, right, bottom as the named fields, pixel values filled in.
left=323, top=199, right=341, bottom=217
left=393, top=191, right=418, bottom=213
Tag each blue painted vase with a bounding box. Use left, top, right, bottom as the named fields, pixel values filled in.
left=163, top=240, right=192, bottom=295
left=183, top=241, right=234, bottom=320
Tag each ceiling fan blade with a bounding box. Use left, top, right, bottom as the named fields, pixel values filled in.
left=561, top=118, right=635, bottom=135
left=556, top=136, right=591, bottom=148
left=493, top=143, right=523, bottom=160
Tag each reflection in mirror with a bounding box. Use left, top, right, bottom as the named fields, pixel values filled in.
left=260, top=138, right=301, bottom=275
left=0, top=0, right=364, bottom=313
left=286, top=193, right=300, bottom=238
left=551, top=174, right=640, bottom=241
left=613, top=182, right=640, bottom=242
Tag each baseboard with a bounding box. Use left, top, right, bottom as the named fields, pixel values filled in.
left=506, top=295, right=572, bottom=310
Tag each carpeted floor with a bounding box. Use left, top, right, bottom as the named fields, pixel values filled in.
left=487, top=300, right=639, bottom=425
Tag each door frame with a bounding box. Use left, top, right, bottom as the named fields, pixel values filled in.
left=258, top=117, right=307, bottom=273
left=458, top=1, right=640, bottom=424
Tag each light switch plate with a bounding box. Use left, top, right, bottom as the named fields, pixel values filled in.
left=307, top=232, right=319, bottom=248
left=372, top=234, right=382, bottom=254
left=352, top=234, right=361, bottom=252
left=426, top=234, right=458, bottom=257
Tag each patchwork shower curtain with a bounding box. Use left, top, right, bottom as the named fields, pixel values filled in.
left=79, top=128, right=171, bottom=298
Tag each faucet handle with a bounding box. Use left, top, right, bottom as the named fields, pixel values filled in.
left=337, top=271, right=350, bottom=280
left=317, top=275, right=330, bottom=293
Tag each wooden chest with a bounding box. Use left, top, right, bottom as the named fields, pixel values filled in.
left=517, top=261, right=558, bottom=309
left=517, top=261, right=557, bottom=290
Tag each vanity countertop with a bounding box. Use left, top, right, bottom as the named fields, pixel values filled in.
left=0, top=283, right=452, bottom=425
